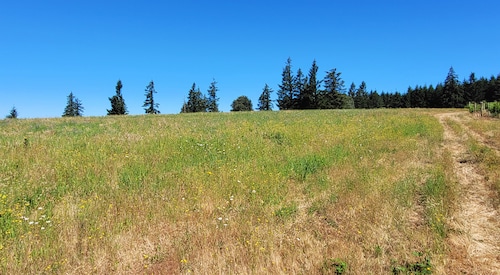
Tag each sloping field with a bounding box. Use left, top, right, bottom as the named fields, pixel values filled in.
left=0, top=109, right=495, bottom=274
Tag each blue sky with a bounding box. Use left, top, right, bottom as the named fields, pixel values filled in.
left=1, top=0, right=499, bottom=118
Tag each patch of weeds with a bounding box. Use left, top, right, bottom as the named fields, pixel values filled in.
left=392, top=252, right=432, bottom=274
left=290, top=154, right=327, bottom=181
left=423, top=170, right=448, bottom=238
left=119, top=167, right=146, bottom=190
left=374, top=245, right=383, bottom=258
left=274, top=203, right=298, bottom=221
left=321, top=258, right=347, bottom=274
left=468, top=138, right=492, bottom=163
left=329, top=145, right=349, bottom=164
left=264, top=131, right=288, bottom=145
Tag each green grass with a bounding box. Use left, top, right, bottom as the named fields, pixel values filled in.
left=0, top=109, right=457, bottom=273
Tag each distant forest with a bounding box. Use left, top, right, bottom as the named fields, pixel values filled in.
left=182, top=58, right=500, bottom=113
left=5, top=58, right=500, bottom=119
left=274, top=58, right=500, bottom=111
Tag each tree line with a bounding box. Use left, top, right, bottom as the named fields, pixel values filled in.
left=275, top=58, right=500, bottom=110
left=5, top=59, right=500, bottom=118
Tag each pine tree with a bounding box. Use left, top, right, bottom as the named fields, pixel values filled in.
left=484, top=75, right=500, bottom=102
left=441, top=67, right=464, bottom=108
left=143, top=80, right=160, bottom=114
left=258, top=84, right=273, bottom=111
left=346, top=82, right=357, bottom=109
left=319, top=68, right=345, bottom=109
left=63, top=92, right=75, bottom=117
left=6, top=106, right=18, bottom=119
left=231, top=96, right=253, bottom=111
left=182, top=83, right=207, bottom=113
left=74, top=98, right=84, bottom=116
left=206, top=79, right=219, bottom=112
left=368, top=90, right=383, bottom=108
left=107, top=80, right=128, bottom=115
left=348, top=83, right=356, bottom=97
left=292, top=68, right=307, bottom=109
left=277, top=58, right=294, bottom=110
left=426, top=85, right=439, bottom=108
left=354, top=81, right=368, bottom=108
left=180, top=101, right=188, bottom=113
left=407, top=85, right=427, bottom=108
left=63, top=92, right=84, bottom=117
left=495, top=74, right=500, bottom=101
left=299, top=60, right=320, bottom=109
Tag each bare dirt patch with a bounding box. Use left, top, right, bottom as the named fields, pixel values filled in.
left=436, top=112, right=500, bottom=274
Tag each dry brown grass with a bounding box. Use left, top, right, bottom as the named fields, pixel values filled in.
left=437, top=112, right=500, bottom=274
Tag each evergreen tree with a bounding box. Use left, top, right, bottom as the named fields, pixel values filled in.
left=319, top=68, right=345, bottom=109
left=63, top=92, right=75, bottom=117
left=74, top=98, right=84, bottom=116
left=143, top=80, right=160, bottom=114
left=182, top=83, right=207, bottom=113
left=346, top=82, right=357, bottom=109
left=206, top=79, right=219, bottom=112
left=107, top=80, right=128, bottom=115
left=433, top=83, right=444, bottom=107
left=485, top=75, right=500, bottom=102
left=292, top=68, right=306, bottom=109
left=441, top=67, right=464, bottom=108
left=495, top=74, right=500, bottom=101
left=277, top=57, right=294, bottom=110
left=6, top=106, right=18, bottom=119
left=473, top=77, right=489, bottom=102
left=383, top=92, right=404, bottom=108
left=180, top=101, right=188, bottom=113
left=63, top=92, right=84, bottom=117
left=258, top=84, right=273, bottom=111
left=407, top=85, right=427, bottom=107
left=426, top=85, right=440, bottom=108
left=348, top=82, right=356, bottom=98
left=463, top=72, right=476, bottom=103
left=231, top=96, right=253, bottom=111
left=299, top=60, right=320, bottom=109
left=367, top=90, right=383, bottom=108
left=380, top=92, right=390, bottom=108
left=354, top=81, right=368, bottom=108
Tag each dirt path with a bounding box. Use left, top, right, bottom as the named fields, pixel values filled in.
left=436, top=112, right=500, bottom=274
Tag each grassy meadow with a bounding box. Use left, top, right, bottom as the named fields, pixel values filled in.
left=0, top=109, right=458, bottom=274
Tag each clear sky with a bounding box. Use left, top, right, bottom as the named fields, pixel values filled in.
left=1, top=0, right=499, bottom=118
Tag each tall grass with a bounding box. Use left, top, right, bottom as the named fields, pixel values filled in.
left=0, top=110, right=455, bottom=273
